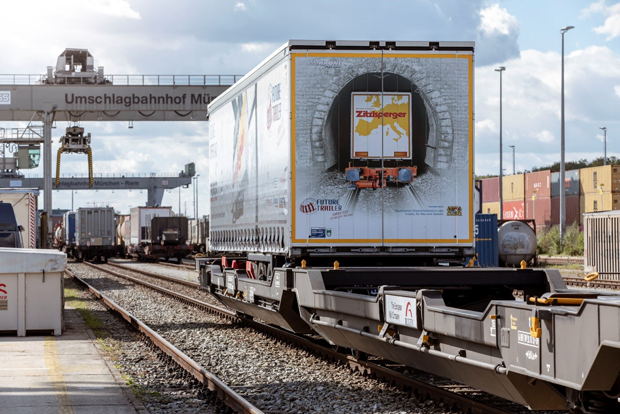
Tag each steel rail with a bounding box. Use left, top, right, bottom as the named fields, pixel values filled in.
left=103, top=261, right=200, bottom=288
left=81, top=262, right=514, bottom=414
left=563, top=276, right=620, bottom=290
left=65, top=268, right=261, bottom=414
left=149, top=260, right=195, bottom=270
left=539, top=256, right=583, bottom=266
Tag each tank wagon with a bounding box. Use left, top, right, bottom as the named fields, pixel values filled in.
left=126, top=207, right=190, bottom=262
left=198, top=40, right=620, bottom=412
left=74, top=207, right=115, bottom=262
left=115, top=214, right=130, bottom=258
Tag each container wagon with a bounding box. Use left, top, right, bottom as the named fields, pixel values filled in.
left=126, top=207, right=190, bottom=262
left=197, top=40, right=620, bottom=412
left=74, top=207, right=115, bottom=262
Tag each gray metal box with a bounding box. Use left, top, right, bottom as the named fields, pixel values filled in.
left=75, top=207, right=115, bottom=247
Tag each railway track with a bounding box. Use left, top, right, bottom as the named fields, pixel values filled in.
left=69, top=260, right=548, bottom=414
left=538, top=256, right=583, bottom=266
left=65, top=267, right=259, bottom=414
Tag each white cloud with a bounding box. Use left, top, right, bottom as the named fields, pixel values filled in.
left=88, top=0, right=141, bottom=19
left=234, top=2, right=247, bottom=12
left=475, top=44, right=620, bottom=175
left=476, top=4, right=520, bottom=66
left=479, top=4, right=518, bottom=36
left=580, top=0, right=606, bottom=18
left=475, top=119, right=497, bottom=136
left=535, top=130, right=555, bottom=143
left=584, top=0, right=620, bottom=40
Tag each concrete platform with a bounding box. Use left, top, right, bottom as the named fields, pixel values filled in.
left=0, top=309, right=146, bottom=413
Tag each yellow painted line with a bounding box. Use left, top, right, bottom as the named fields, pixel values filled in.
left=44, top=336, right=75, bottom=414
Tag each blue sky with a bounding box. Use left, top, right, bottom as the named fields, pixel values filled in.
left=0, top=0, right=619, bottom=215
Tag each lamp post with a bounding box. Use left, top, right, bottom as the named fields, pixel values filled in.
left=495, top=66, right=506, bottom=219
left=560, top=25, right=574, bottom=242
left=193, top=174, right=200, bottom=219
left=509, top=145, right=515, bottom=175
left=600, top=127, right=607, bottom=166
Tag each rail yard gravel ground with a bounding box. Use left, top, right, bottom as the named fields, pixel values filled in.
left=64, top=274, right=222, bottom=414
left=68, top=262, right=461, bottom=413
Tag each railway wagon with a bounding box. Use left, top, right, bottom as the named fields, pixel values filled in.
left=188, top=216, right=209, bottom=254
left=114, top=214, right=130, bottom=258
left=74, top=207, right=115, bottom=262
left=199, top=40, right=620, bottom=413
left=126, top=207, right=190, bottom=262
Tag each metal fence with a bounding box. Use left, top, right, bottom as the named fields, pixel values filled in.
left=0, top=74, right=242, bottom=86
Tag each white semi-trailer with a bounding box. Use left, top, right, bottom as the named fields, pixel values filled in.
left=207, top=40, right=474, bottom=266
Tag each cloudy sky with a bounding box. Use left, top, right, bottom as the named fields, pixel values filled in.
left=0, top=0, right=619, bottom=215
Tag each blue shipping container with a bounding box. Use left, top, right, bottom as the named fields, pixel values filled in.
left=475, top=214, right=498, bottom=267
left=64, top=211, right=76, bottom=245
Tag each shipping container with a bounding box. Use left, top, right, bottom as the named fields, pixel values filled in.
left=525, top=170, right=551, bottom=199
left=481, top=201, right=500, bottom=218
left=551, top=169, right=579, bottom=197
left=525, top=197, right=551, bottom=230
left=130, top=207, right=172, bottom=245
left=474, top=214, right=498, bottom=267
left=75, top=207, right=115, bottom=247
left=550, top=196, right=581, bottom=226
left=502, top=200, right=525, bottom=220
left=63, top=211, right=76, bottom=246
left=481, top=177, right=499, bottom=203
left=151, top=216, right=189, bottom=245
left=208, top=40, right=475, bottom=257
left=580, top=192, right=620, bottom=214
left=0, top=189, right=38, bottom=249
left=502, top=174, right=525, bottom=201
left=579, top=165, right=620, bottom=194
left=584, top=211, right=620, bottom=279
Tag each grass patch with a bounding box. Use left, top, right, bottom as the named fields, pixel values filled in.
left=64, top=286, right=109, bottom=339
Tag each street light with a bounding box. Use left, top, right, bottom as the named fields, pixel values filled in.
left=495, top=66, right=506, bottom=219
left=509, top=145, right=515, bottom=175
left=560, top=25, right=574, bottom=242
left=193, top=174, right=200, bottom=219
left=600, top=127, right=607, bottom=166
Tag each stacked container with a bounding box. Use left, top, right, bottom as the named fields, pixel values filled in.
left=579, top=165, right=620, bottom=214
left=481, top=177, right=499, bottom=218
left=502, top=174, right=525, bottom=220
left=525, top=170, right=551, bottom=230
left=551, top=169, right=581, bottom=226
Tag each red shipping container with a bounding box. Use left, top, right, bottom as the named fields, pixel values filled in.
left=551, top=196, right=581, bottom=226
left=525, top=197, right=551, bottom=230
left=502, top=200, right=525, bottom=220
left=481, top=177, right=499, bottom=203
left=525, top=170, right=551, bottom=199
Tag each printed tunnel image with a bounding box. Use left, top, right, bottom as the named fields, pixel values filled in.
left=322, top=73, right=428, bottom=189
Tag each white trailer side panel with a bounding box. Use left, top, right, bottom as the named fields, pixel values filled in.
left=209, top=55, right=290, bottom=253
